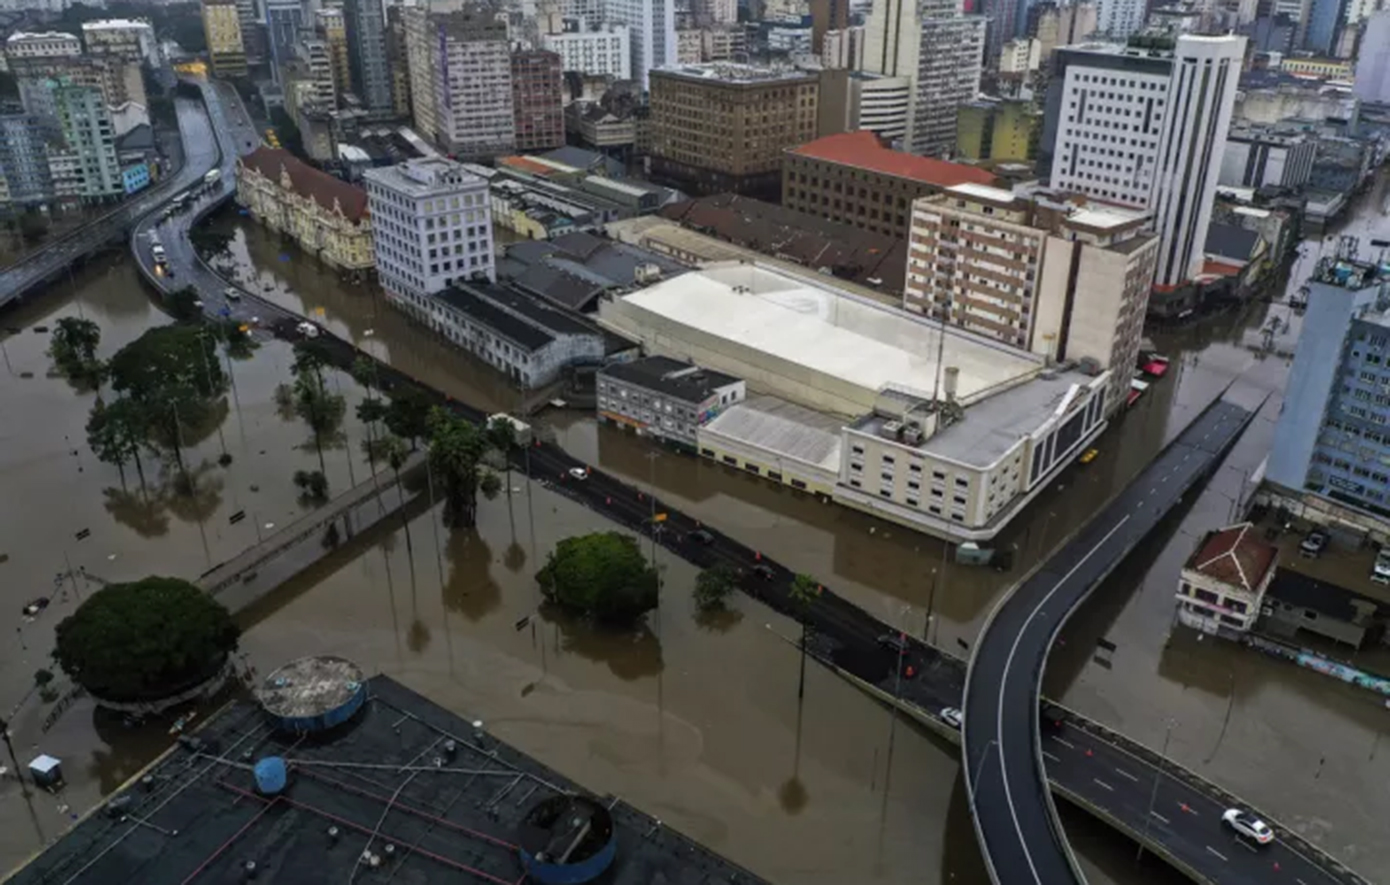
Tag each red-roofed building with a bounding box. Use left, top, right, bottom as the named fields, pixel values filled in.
left=782, top=131, right=998, bottom=238
left=236, top=146, right=374, bottom=272
left=1178, top=522, right=1279, bottom=636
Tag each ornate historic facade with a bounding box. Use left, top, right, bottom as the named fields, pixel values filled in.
left=235, top=146, right=373, bottom=272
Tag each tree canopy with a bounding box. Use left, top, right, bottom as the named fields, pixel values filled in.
left=427, top=407, right=501, bottom=527
left=52, top=576, right=239, bottom=702
left=537, top=532, right=660, bottom=624
left=386, top=387, right=433, bottom=447
left=693, top=564, right=738, bottom=613
left=49, top=317, right=104, bottom=385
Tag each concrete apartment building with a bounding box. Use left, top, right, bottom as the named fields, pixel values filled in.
left=202, top=0, right=248, bottom=79
left=236, top=146, right=373, bottom=271
left=343, top=0, right=393, bottom=120
left=511, top=49, right=565, bottom=153
left=384, top=6, right=412, bottom=119
left=955, top=98, right=1041, bottom=161
left=782, top=130, right=997, bottom=239
left=859, top=0, right=987, bottom=158
left=4, top=31, right=81, bottom=61
left=264, top=0, right=305, bottom=85
left=1046, top=34, right=1245, bottom=289
left=1267, top=255, right=1390, bottom=527
left=364, top=157, right=494, bottom=321
left=540, top=20, right=631, bottom=79
left=603, top=0, right=675, bottom=90
left=1354, top=11, right=1390, bottom=103
left=903, top=183, right=1158, bottom=410
left=1032, top=1, right=1099, bottom=64
left=0, top=112, right=55, bottom=208
left=1219, top=122, right=1317, bottom=189
left=315, top=9, right=351, bottom=105
left=649, top=64, right=818, bottom=201
left=597, top=356, right=745, bottom=449
left=816, top=70, right=912, bottom=148
left=405, top=5, right=515, bottom=158
left=81, top=19, right=158, bottom=65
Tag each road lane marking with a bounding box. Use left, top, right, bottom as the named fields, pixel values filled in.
left=1093, top=778, right=1114, bottom=792
left=1236, top=839, right=1259, bottom=853
left=1052, top=736, right=1075, bottom=749
left=1206, top=846, right=1228, bottom=861
left=1150, top=811, right=1169, bottom=824
left=1114, top=768, right=1139, bottom=782
left=993, top=514, right=1132, bottom=885
left=1043, top=751, right=1061, bottom=762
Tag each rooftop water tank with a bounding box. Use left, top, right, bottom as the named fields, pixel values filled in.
left=254, top=756, right=287, bottom=794
left=254, top=656, right=366, bottom=734
left=517, top=794, right=617, bottom=885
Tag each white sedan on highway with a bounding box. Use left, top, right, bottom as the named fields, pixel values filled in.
left=1222, top=808, right=1274, bottom=845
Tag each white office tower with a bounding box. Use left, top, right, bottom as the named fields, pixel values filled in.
left=540, top=21, right=631, bottom=79
left=1354, top=11, right=1390, bottom=104
left=1048, top=34, right=1244, bottom=288
left=364, top=157, right=495, bottom=316
left=603, top=0, right=675, bottom=89
left=1096, top=0, right=1146, bottom=37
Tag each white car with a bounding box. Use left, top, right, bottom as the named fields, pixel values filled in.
left=224, top=287, right=242, bottom=301
left=940, top=707, right=962, bottom=729
left=295, top=321, right=319, bottom=339
left=568, top=467, right=589, bottom=481
left=1222, top=808, right=1274, bottom=845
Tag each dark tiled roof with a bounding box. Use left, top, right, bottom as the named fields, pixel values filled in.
left=436, top=287, right=555, bottom=351
left=551, top=230, right=608, bottom=260
left=510, top=264, right=604, bottom=311
left=1266, top=568, right=1389, bottom=622
left=601, top=356, right=741, bottom=404
left=239, top=146, right=369, bottom=222
left=1184, top=522, right=1277, bottom=593
left=478, top=283, right=600, bottom=337
left=1204, top=223, right=1262, bottom=262
left=659, top=194, right=907, bottom=292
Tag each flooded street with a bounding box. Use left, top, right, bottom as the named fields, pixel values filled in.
left=1, top=174, right=1387, bottom=883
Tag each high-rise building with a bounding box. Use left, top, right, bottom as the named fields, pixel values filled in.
left=1031, top=1, right=1099, bottom=64
left=363, top=157, right=495, bottom=319
left=234, top=0, right=265, bottom=65
left=0, top=112, right=55, bottom=207
left=603, top=0, right=676, bottom=89
left=294, top=36, right=336, bottom=108
left=511, top=49, right=565, bottom=152
left=540, top=20, right=632, bottom=79
left=903, top=184, right=1156, bottom=409
left=821, top=25, right=863, bottom=68
left=81, top=19, right=158, bottom=65
left=1095, top=0, right=1146, bottom=37
left=343, top=0, right=393, bottom=119
left=316, top=8, right=351, bottom=104
left=1046, top=34, right=1245, bottom=288
left=693, top=0, right=737, bottom=25
left=981, top=0, right=1018, bottom=67
left=264, top=0, right=305, bottom=85
left=816, top=70, right=912, bottom=147
left=859, top=0, right=986, bottom=157
left=435, top=7, right=515, bottom=158
left=1354, top=10, right=1390, bottom=101
left=1302, top=0, right=1345, bottom=54
left=1266, top=254, right=1390, bottom=520
left=203, top=0, right=249, bottom=78
left=1219, top=122, right=1317, bottom=189
left=649, top=63, right=818, bottom=199
left=384, top=5, right=412, bottom=119
left=47, top=78, right=123, bottom=202
left=403, top=4, right=439, bottom=141
left=955, top=97, right=1041, bottom=161
left=809, top=0, right=848, bottom=53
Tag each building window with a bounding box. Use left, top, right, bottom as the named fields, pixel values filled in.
left=745, top=464, right=760, bottom=475
left=701, top=448, right=715, bottom=457
left=768, top=471, right=782, bottom=482
left=722, top=455, right=737, bottom=466
left=790, top=479, right=807, bottom=489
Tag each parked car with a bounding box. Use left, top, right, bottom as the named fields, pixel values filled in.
left=1221, top=808, right=1275, bottom=845
left=1299, top=530, right=1329, bottom=558
left=567, top=467, right=589, bottom=481
left=1372, top=549, right=1390, bottom=585
left=877, top=632, right=909, bottom=656
left=687, top=528, right=714, bottom=545
left=751, top=563, right=775, bottom=580
left=224, top=287, right=242, bottom=301
left=940, top=707, right=962, bottom=729
left=294, top=321, right=319, bottom=339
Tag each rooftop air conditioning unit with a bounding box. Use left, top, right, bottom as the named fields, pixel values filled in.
left=634, top=263, right=662, bottom=284
left=880, top=420, right=903, bottom=440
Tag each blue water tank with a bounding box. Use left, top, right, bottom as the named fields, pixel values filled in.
left=254, top=757, right=287, bottom=794
left=518, top=795, right=617, bottom=885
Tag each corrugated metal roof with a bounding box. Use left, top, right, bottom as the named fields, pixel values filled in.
left=700, top=396, right=843, bottom=471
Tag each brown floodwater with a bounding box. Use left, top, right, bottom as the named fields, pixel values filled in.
left=2, top=177, right=1388, bottom=883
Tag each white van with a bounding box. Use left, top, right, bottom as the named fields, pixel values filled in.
left=1371, top=550, right=1390, bottom=585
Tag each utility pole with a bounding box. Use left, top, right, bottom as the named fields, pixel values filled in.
left=0, top=718, right=25, bottom=794
left=1137, top=719, right=1175, bottom=865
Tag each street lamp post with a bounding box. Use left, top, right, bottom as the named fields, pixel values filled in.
left=1137, top=719, right=1176, bottom=865
left=968, top=738, right=1000, bottom=813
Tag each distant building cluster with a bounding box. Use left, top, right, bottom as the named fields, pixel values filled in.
left=0, top=20, right=163, bottom=215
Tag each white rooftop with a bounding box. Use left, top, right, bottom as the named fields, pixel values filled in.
left=82, top=19, right=153, bottom=30
left=948, top=182, right=1019, bottom=204
left=606, top=262, right=1040, bottom=408
left=1067, top=204, right=1146, bottom=230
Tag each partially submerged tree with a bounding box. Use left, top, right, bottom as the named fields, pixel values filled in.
left=86, top=395, right=150, bottom=489
left=693, top=564, right=738, bottom=613
left=49, top=316, right=103, bottom=382
left=52, top=576, right=239, bottom=703
left=386, top=387, right=433, bottom=449
left=427, top=407, right=501, bottom=527
left=537, top=532, right=660, bottom=624
left=289, top=344, right=346, bottom=476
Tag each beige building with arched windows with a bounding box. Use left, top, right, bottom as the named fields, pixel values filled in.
left=235, top=146, right=373, bottom=272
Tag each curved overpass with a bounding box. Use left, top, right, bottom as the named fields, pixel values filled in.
left=962, top=400, right=1256, bottom=885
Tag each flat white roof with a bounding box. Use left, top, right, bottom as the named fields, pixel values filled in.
left=948, top=182, right=1018, bottom=204
left=1068, top=205, right=1145, bottom=229
left=82, top=19, right=153, bottom=29
left=613, top=263, right=1039, bottom=403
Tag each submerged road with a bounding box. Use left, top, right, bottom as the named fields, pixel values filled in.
left=130, top=76, right=1370, bottom=885
left=963, top=401, right=1258, bottom=885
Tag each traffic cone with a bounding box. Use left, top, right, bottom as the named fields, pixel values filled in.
left=755, top=551, right=762, bottom=561
left=905, top=665, right=915, bottom=677
left=1085, top=748, right=1093, bottom=758
left=605, top=496, right=611, bottom=505
left=1272, top=862, right=1280, bottom=872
